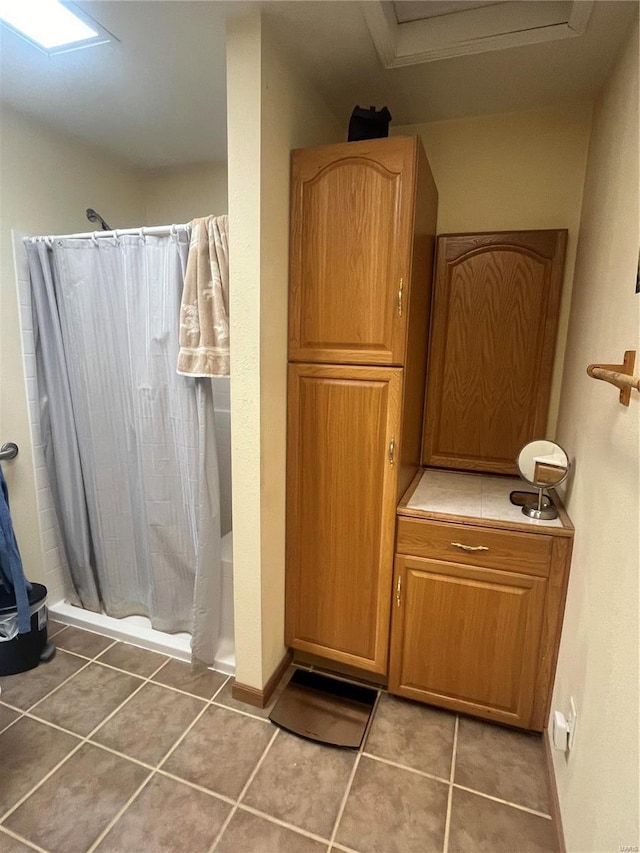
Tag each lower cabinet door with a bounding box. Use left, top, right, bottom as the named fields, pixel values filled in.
left=388, top=555, right=546, bottom=729
left=286, top=363, right=402, bottom=674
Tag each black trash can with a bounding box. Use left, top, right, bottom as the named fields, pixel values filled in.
left=0, top=582, right=48, bottom=676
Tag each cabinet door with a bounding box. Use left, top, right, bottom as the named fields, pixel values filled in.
left=389, top=556, right=546, bottom=729
left=422, top=230, right=567, bottom=474
left=286, top=364, right=402, bottom=674
left=289, top=138, right=417, bottom=366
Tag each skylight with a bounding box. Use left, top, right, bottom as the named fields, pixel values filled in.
left=0, top=0, right=113, bottom=54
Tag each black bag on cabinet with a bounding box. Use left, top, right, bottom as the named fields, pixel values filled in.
left=348, top=106, right=392, bottom=141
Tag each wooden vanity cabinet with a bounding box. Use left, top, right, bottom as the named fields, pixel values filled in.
left=286, top=137, right=438, bottom=674
left=422, top=230, right=567, bottom=475
left=389, top=476, right=574, bottom=731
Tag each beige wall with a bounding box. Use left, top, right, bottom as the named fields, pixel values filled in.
left=226, top=12, right=342, bottom=689
left=0, top=104, right=145, bottom=586
left=142, top=162, right=228, bottom=225
left=394, top=104, right=593, bottom=435
left=551, top=21, right=639, bottom=852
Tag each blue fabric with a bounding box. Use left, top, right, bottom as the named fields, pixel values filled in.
left=0, top=465, right=32, bottom=633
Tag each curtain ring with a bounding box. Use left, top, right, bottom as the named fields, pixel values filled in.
left=91, top=231, right=100, bottom=246
left=45, top=236, right=53, bottom=249
left=114, top=229, right=121, bottom=244
left=141, top=226, right=147, bottom=242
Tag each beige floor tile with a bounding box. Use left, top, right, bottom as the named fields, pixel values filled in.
left=91, top=681, right=206, bottom=765
left=335, top=756, right=448, bottom=853
left=243, top=730, right=356, bottom=838
left=0, top=650, right=86, bottom=710
left=54, top=626, right=114, bottom=658
left=31, top=662, right=142, bottom=736
left=96, top=773, right=230, bottom=853
left=455, top=717, right=551, bottom=813
left=448, top=787, right=557, bottom=853
left=4, top=743, right=148, bottom=853
left=0, top=716, right=79, bottom=814
left=365, top=693, right=455, bottom=778
left=218, top=809, right=328, bottom=853
left=162, top=705, right=273, bottom=798
left=96, top=641, right=169, bottom=677
left=151, top=658, right=227, bottom=699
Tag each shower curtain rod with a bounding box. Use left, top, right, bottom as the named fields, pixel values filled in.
left=25, top=223, right=190, bottom=243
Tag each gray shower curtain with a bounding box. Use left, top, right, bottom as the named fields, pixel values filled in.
left=27, top=231, right=222, bottom=666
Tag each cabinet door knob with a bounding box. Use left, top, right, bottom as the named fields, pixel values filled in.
left=450, top=542, right=490, bottom=552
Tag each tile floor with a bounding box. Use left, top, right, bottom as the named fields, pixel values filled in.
left=0, top=622, right=559, bottom=853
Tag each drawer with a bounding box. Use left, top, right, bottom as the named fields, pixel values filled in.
left=396, top=517, right=552, bottom=577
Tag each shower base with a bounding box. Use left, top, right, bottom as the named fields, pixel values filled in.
left=48, top=601, right=235, bottom=676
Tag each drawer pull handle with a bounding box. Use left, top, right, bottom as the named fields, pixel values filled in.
left=450, top=542, right=489, bottom=552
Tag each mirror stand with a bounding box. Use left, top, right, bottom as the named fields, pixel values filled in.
left=522, top=486, right=558, bottom=520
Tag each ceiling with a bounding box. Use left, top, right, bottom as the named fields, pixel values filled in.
left=0, top=0, right=636, bottom=169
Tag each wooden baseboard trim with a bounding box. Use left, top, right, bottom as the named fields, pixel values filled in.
left=231, top=650, right=292, bottom=709
left=543, top=727, right=566, bottom=853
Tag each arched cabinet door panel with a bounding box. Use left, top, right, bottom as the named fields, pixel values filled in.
left=422, top=230, right=567, bottom=475
left=289, top=138, right=418, bottom=366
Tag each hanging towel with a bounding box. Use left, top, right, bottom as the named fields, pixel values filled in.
left=177, top=215, right=229, bottom=377
left=0, top=465, right=32, bottom=634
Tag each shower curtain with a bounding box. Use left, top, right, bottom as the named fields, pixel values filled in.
left=26, top=230, right=222, bottom=666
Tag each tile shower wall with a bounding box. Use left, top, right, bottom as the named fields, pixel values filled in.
left=13, top=235, right=68, bottom=604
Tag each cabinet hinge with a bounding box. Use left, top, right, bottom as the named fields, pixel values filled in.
left=396, top=575, right=402, bottom=607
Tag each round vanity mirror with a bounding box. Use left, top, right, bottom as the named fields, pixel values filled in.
left=516, top=440, right=570, bottom=520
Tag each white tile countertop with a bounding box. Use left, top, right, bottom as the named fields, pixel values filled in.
left=405, top=469, right=564, bottom=528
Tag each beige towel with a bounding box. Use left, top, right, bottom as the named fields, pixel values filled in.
left=177, top=215, right=229, bottom=376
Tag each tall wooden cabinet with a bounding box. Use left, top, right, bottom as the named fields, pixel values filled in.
left=286, top=137, right=438, bottom=674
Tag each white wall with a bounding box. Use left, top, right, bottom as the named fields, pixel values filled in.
left=394, top=104, right=593, bottom=436
left=226, top=12, right=342, bottom=690
left=0, top=104, right=145, bottom=588
left=142, top=162, right=228, bottom=226
left=551, top=20, right=639, bottom=852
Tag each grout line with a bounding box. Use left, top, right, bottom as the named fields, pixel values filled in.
left=237, top=802, right=333, bottom=846
left=0, top=707, right=25, bottom=737
left=0, top=738, right=85, bottom=826
left=155, top=769, right=237, bottom=806
left=85, top=769, right=155, bottom=853
left=329, top=752, right=361, bottom=848
left=451, top=784, right=553, bottom=819
left=154, top=677, right=230, bottom=773
left=0, top=825, right=48, bottom=852
left=328, top=689, right=381, bottom=850
left=331, top=844, right=362, bottom=853
left=361, top=751, right=450, bottom=785
left=14, top=654, right=95, bottom=716
left=442, top=715, right=459, bottom=853
left=209, top=727, right=280, bottom=852
left=209, top=700, right=272, bottom=724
